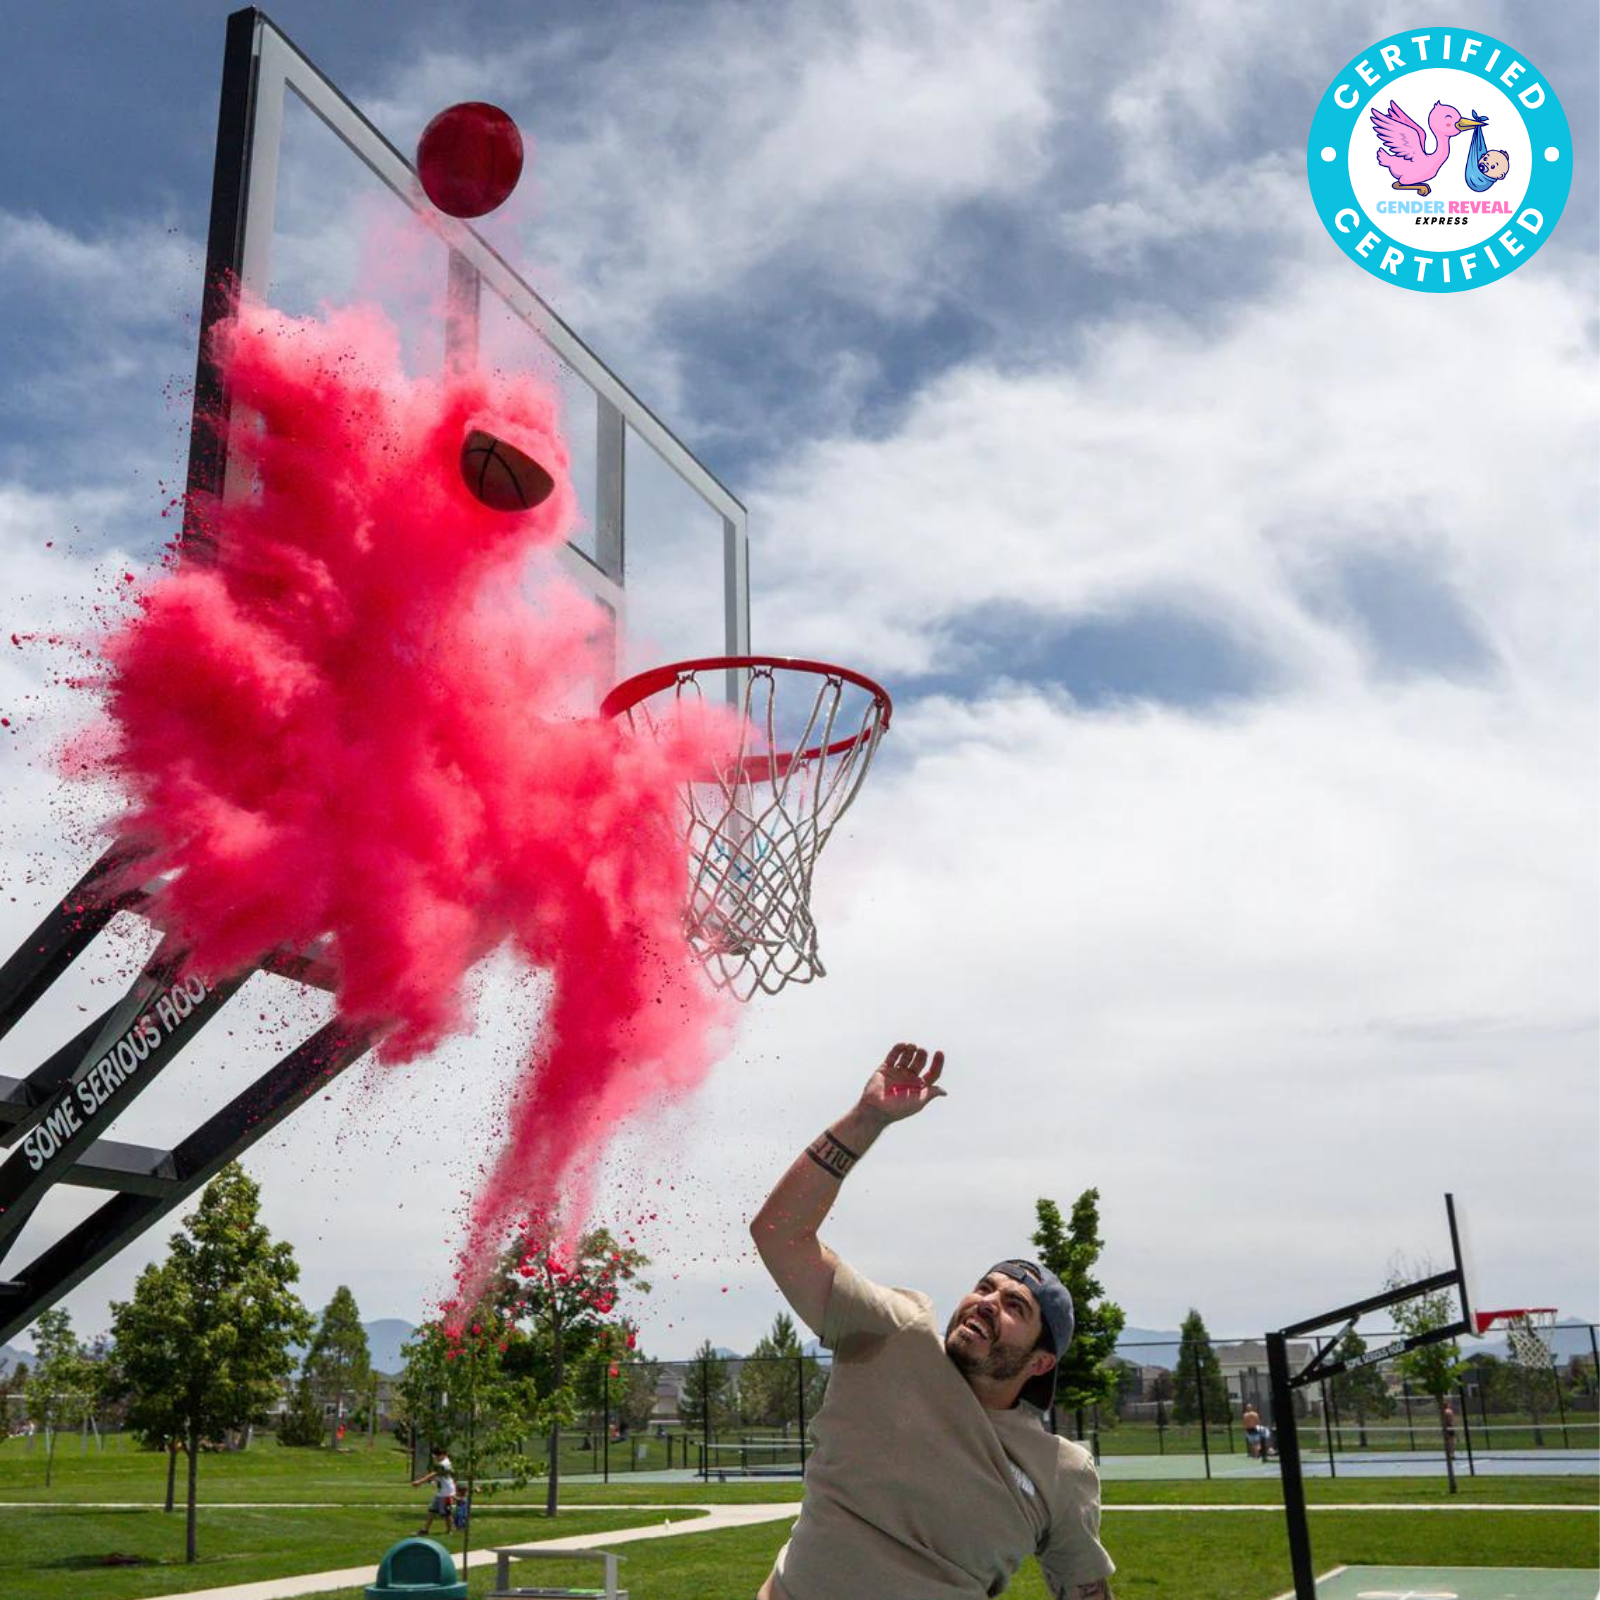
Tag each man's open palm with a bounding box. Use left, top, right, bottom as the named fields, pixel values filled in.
left=861, top=1041, right=946, bottom=1123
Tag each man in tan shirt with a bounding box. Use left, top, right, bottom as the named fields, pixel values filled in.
left=751, top=1042, right=1116, bottom=1599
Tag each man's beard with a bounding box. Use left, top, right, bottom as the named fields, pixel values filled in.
left=944, top=1314, right=1038, bottom=1384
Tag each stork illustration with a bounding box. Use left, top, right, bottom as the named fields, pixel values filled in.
left=1370, top=100, right=1486, bottom=197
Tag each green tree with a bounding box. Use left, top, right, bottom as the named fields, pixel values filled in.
left=573, top=1320, right=659, bottom=1448
left=1032, top=1192, right=1126, bottom=1430
left=304, top=1286, right=371, bottom=1450
left=498, top=1223, right=649, bottom=1516
left=108, top=1260, right=191, bottom=1510
left=1329, top=1330, right=1395, bottom=1447
left=1387, top=1259, right=1464, bottom=1493
left=1171, top=1309, right=1229, bottom=1428
left=679, top=1338, right=736, bottom=1443
left=738, top=1312, right=823, bottom=1432
left=621, top=1357, right=662, bottom=1440
left=397, top=1300, right=548, bottom=1523
left=110, top=1163, right=310, bottom=1560
left=1459, top=1351, right=1516, bottom=1416
left=397, top=1319, right=456, bottom=1468
left=277, top=1377, right=327, bottom=1447
left=23, top=1307, right=93, bottom=1488
left=0, top=1356, right=23, bottom=1435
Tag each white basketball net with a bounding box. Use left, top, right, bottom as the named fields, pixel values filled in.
left=611, top=661, right=889, bottom=1000
left=1502, top=1310, right=1557, bottom=1369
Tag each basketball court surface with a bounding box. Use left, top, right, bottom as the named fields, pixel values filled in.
left=1297, top=1567, right=1600, bottom=1600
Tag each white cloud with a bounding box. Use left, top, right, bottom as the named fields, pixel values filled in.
left=0, top=214, right=194, bottom=324
left=360, top=0, right=1066, bottom=421
left=751, top=249, right=1598, bottom=697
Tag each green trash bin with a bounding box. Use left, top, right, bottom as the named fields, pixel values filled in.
left=365, top=1536, right=469, bottom=1600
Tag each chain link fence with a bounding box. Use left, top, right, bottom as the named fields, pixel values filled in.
left=535, top=1325, right=1598, bottom=1481
left=1108, top=1326, right=1598, bottom=1475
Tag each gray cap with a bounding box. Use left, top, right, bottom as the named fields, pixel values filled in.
left=988, top=1259, right=1074, bottom=1412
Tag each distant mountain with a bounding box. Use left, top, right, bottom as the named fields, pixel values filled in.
left=0, top=1343, right=30, bottom=1376
left=1115, top=1328, right=1182, bottom=1366
left=1473, top=1319, right=1594, bottom=1365
left=364, top=1319, right=416, bottom=1375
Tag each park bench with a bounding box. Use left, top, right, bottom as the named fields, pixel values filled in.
left=487, top=1545, right=627, bottom=1600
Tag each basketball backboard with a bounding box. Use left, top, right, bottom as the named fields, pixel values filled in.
left=186, top=6, right=749, bottom=693
left=0, top=6, right=751, bottom=1345
left=1444, top=1191, right=1476, bottom=1335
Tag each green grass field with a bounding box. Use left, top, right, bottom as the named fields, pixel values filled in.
left=0, top=1434, right=1592, bottom=1600
left=280, top=1512, right=1600, bottom=1600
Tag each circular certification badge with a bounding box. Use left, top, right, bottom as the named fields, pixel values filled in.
left=1307, top=27, right=1571, bottom=293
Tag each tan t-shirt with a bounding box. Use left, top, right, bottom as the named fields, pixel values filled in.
left=763, top=1259, right=1115, bottom=1599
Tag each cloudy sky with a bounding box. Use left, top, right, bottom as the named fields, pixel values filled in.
left=1, top=0, right=1595, bottom=1364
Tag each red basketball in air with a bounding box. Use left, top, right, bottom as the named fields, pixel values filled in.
left=416, top=102, right=524, bottom=218
left=461, top=429, right=554, bottom=512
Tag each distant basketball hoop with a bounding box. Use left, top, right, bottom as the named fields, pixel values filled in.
left=1473, top=1306, right=1559, bottom=1369
left=603, top=656, right=892, bottom=1000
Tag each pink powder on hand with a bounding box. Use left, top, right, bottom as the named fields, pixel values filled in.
left=97, top=299, right=734, bottom=1291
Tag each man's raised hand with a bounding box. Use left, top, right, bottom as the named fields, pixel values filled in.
left=861, top=1041, right=947, bottom=1125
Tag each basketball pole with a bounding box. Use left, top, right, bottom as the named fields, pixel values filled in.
left=1266, top=1195, right=1474, bottom=1600
left=1266, top=1332, right=1314, bottom=1600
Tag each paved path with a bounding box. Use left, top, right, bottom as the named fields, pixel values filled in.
left=51, top=1498, right=1599, bottom=1600
left=135, top=1502, right=799, bottom=1600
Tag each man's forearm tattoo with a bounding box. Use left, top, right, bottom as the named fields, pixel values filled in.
left=805, top=1127, right=860, bottom=1180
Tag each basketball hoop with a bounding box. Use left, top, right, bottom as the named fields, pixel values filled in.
left=602, top=656, right=892, bottom=1000
left=1472, top=1307, right=1558, bottom=1369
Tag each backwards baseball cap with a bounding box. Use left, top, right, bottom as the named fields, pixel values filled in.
left=988, top=1259, right=1074, bottom=1412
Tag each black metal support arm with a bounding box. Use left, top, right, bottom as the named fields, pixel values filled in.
left=0, top=1017, right=374, bottom=1346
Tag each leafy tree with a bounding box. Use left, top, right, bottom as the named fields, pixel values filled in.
left=622, top=1361, right=662, bottom=1439
left=1033, top=1192, right=1126, bottom=1431
left=1386, top=1259, right=1464, bottom=1493
left=277, top=1377, right=328, bottom=1447
left=574, top=1320, right=658, bottom=1445
left=738, top=1312, right=823, bottom=1432
left=109, top=1163, right=310, bottom=1560
left=1329, top=1330, right=1394, bottom=1446
left=497, top=1223, right=649, bottom=1515
left=1171, top=1309, right=1229, bottom=1428
left=304, top=1286, right=371, bottom=1449
left=1459, top=1351, right=1517, bottom=1416
left=0, top=1357, right=23, bottom=1434
left=679, top=1338, right=736, bottom=1441
left=397, top=1299, right=548, bottom=1521
left=23, top=1307, right=93, bottom=1488
left=108, top=1260, right=191, bottom=1510
left=82, top=1334, right=120, bottom=1437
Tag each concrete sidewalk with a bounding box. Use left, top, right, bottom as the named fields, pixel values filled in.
left=138, top=1502, right=800, bottom=1600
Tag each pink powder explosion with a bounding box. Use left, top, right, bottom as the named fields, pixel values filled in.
left=96, top=300, right=733, bottom=1295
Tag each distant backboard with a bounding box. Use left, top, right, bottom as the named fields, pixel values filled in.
left=186, top=7, right=749, bottom=697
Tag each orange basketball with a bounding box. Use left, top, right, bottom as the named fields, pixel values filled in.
left=460, top=429, right=555, bottom=512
